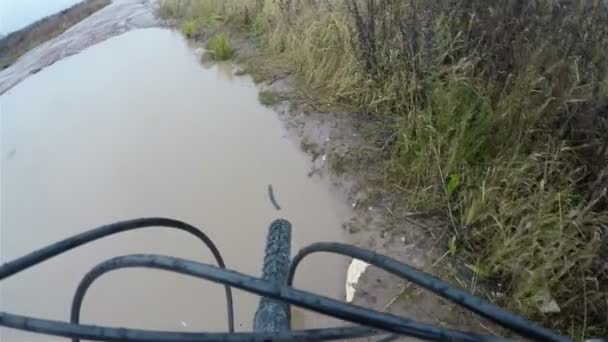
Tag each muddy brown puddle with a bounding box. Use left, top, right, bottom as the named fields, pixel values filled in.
left=0, top=28, right=351, bottom=341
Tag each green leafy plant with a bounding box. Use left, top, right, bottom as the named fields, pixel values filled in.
left=447, top=175, right=461, bottom=197
left=206, top=33, right=232, bottom=60
left=181, top=20, right=200, bottom=38
left=465, top=262, right=490, bottom=279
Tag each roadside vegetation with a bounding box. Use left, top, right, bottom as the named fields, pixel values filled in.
left=206, top=33, right=233, bottom=60
left=258, top=90, right=280, bottom=106
left=160, top=0, right=608, bottom=337
left=0, top=0, right=111, bottom=70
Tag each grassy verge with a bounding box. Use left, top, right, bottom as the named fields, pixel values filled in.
left=0, top=0, right=111, bottom=70
left=160, top=0, right=608, bottom=337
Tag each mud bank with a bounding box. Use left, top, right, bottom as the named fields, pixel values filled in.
left=261, top=78, right=495, bottom=338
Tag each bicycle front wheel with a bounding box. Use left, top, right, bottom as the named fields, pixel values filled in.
left=253, top=219, right=292, bottom=332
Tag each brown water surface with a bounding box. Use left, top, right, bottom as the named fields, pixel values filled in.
left=0, top=28, right=350, bottom=341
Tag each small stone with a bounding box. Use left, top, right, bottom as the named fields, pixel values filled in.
left=233, top=67, right=247, bottom=76
left=341, top=222, right=359, bottom=233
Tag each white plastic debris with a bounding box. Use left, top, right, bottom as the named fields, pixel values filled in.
left=346, top=259, right=370, bottom=303
left=539, top=296, right=561, bottom=313
left=321, top=154, right=327, bottom=161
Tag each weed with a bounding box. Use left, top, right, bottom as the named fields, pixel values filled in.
left=206, top=34, right=232, bottom=60
left=329, top=153, right=347, bottom=176
left=251, top=15, right=268, bottom=41
left=258, top=90, right=279, bottom=106
left=181, top=19, right=199, bottom=38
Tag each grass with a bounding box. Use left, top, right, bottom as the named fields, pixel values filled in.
left=160, top=0, right=608, bottom=337
left=0, top=0, right=111, bottom=69
left=258, top=90, right=279, bottom=106
left=206, top=33, right=232, bottom=60
left=161, top=0, right=233, bottom=60
left=181, top=19, right=200, bottom=38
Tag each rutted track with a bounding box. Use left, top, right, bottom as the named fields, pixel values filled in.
left=0, top=0, right=159, bottom=95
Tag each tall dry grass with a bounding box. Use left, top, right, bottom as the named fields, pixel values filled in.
left=160, top=0, right=608, bottom=337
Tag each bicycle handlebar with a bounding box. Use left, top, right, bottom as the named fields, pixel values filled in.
left=0, top=217, right=578, bottom=341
